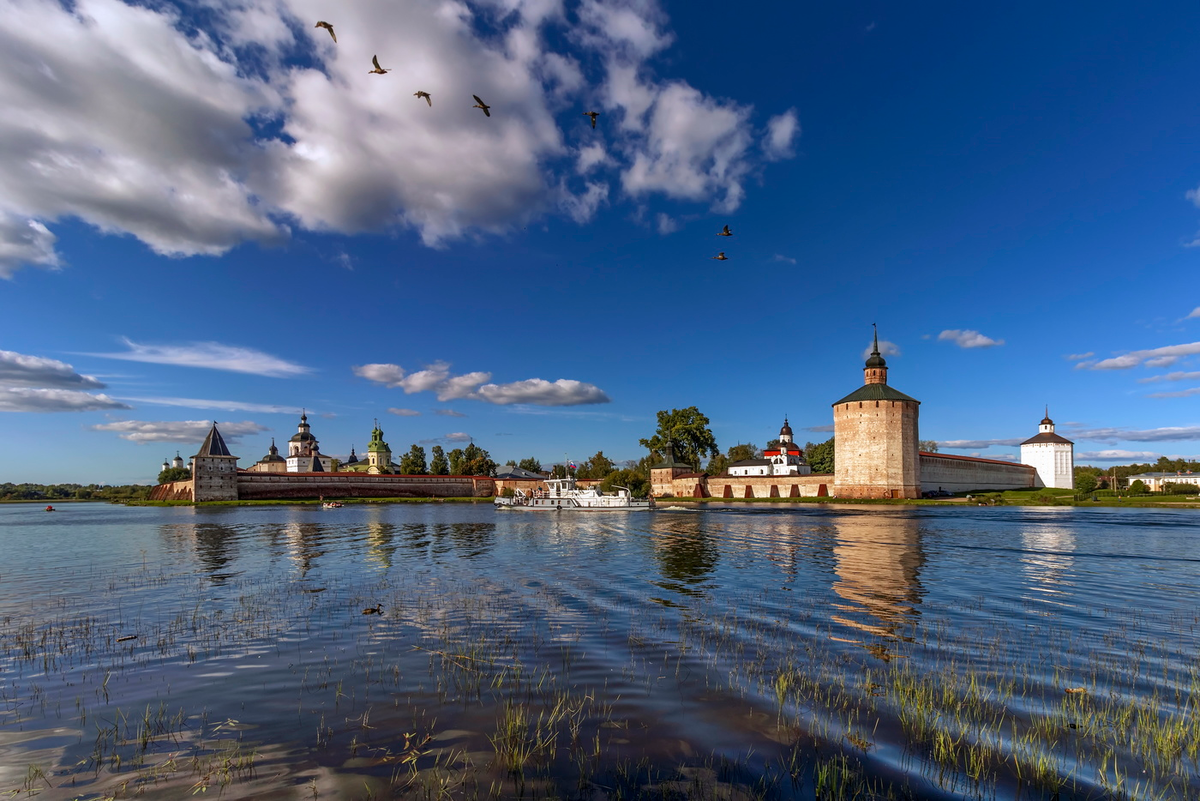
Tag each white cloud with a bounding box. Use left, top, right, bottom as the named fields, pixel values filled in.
left=355, top=361, right=611, bottom=405
left=90, top=419, right=268, bottom=443
left=0, top=0, right=797, bottom=274
left=91, top=339, right=310, bottom=377
left=1064, top=352, right=1094, bottom=361
left=0, top=349, right=104, bottom=389
left=434, top=408, right=467, bottom=417
left=476, top=378, right=611, bottom=405
left=770, top=254, right=796, bottom=265
left=656, top=213, right=679, bottom=234
left=445, top=432, right=473, bottom=442
left=1147, top=387, right=1200, bottom=399
left=1077, top=450, right=1165, bottom=462
left=119, top=396, right=300, bottom=414
left=938, top=329, right=1005, bottom=349
left=1138, top=371, right=1200, bottom=384
left=763, top=109, right=799, bottom=161
left=1064, top=425, right=1200, bottom=443
left=861, top=340, right=900, bottom=360
left=1080, top=341, right=1200, bottom=370
left=559, top=180, right=609, bottom=223
left=0, top=387, right=130, bottom=412
left=387, top=407, right=421, bottom=416
left=939, top=438, right=1025, bottom=449
left=0, top=214, right=60, bottom=277
left=1188, top=307, right=1200, bottom=319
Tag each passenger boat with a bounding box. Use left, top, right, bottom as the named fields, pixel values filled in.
left=494, top=477, right=653, bottom=511
left=321, top=501, right=344, bottom=508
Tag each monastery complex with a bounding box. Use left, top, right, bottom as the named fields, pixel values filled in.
left=152, top=332, right=1074, bottom=502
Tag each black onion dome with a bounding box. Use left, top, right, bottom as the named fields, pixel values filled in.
left=780, top=418, right=793, bottom=437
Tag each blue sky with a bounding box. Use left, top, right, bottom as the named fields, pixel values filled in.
left=2, top=0, right=1199, bottom=484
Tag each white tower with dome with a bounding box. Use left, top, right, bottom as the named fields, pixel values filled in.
left=1020, top=409, right=1074, bottom=489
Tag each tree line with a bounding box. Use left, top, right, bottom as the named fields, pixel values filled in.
left=0, top=482, right=151, bottom=502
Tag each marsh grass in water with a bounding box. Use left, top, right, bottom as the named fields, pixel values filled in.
left=0, top=503, right=1197, bottom=799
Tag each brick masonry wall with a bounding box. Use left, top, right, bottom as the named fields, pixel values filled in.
left=696, top=475, right=833, bottom=499
left=918, top=454, right=1036, bottom=493
left=148, top=479, right=194, bottom=501
left=235, top=472, right=493, bottom=499
left=834, top=399, right=920, bottom=498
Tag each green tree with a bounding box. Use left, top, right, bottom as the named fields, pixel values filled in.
left=157, top=466, right=192, bottom=484
left=918, top=439, right=939, bottom=453
left=805, top=438, right=835, bottom=474
left=399, top=444, right=428, bottom=475
left=449, top=443, right=496, bottom=476
left=550, top=463, right=576, bottom=479
left=429, top=446, right=449, bottom=475
left=600, top=468, right=649, bottom=498
left=639, top=407, right=719, bottom=470
left=517, top=457, right=543, bottom=474
left=1129, top=479, right=1148, bottom=495
left=706, top=443, right=760, bottom=476
left=576, top=451, right=615, bottom=480
left=1075, top=473, right=1098, bottom=495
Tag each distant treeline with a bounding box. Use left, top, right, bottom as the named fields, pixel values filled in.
left=0, top=483, right=151, bottom=502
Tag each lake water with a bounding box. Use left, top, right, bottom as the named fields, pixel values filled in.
left=0, top=502, right=1197, bottom=800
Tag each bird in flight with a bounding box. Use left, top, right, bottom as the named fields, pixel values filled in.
left=472, top=95, right=491, bottom=117
left=369, top=55, right=390, bottom=75
left=414, top=91, right=432, bottom=106
left=583, top=111, right=599, bottom=129
left=315, top=20, right=336, bottom=43
left=712, top=252, right=728, bottom=261
left=717, top=225, right=732, bottom=237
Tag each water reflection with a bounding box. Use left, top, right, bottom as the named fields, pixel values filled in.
left=158, top=522, right=241, bottom=583
left=830, top=514, right=924, bottom=649
left=431, top=522, right=496, bottom=558
left=1020, top=521, right=1076, bottom=606
left=651, top=515, right=719, bottom=597
left=281, top=520, right=328, bottom=577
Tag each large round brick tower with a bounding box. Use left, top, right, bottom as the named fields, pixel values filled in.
left=833, top=328, right=921, bottom=499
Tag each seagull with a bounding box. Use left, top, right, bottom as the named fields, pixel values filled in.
left=583, top=111, right=599, bottom=129
left=369, top=55, right=390, bottom=75
left=712, top=252, right=728, bottom=261
left=717, top=225, right=732, bottom=237
left=472, top=94, right=491, bottom=117
left=414, top=91, right=432, bottom=107
left=314, top=21, right=336, bottom=43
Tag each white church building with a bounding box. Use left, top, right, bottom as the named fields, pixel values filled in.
left=285, top=412, right=334, bottom=473
left=1019, top=410, right=1074, bottom=489
left=728, top=418, right=813, bottom=477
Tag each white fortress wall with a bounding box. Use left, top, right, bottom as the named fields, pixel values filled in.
left=919, top=453, right=1036, bottom=493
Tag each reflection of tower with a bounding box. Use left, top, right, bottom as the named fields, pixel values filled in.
left=833, top=328, right=921, bottom=499
left=1020, top=521, right=1076, bottom=602
left=830, top=513, right=924, bottom=644
left=651, top=515, right=718, bottom=596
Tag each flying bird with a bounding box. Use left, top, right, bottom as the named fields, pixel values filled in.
left=472, top=94, right=491, bottom=117
left=712, top=252, right=728, bottom=261
left=717, top=225, right=732, bottom=236
left=583, top=111, right=599, bottom=129
left=414, top=91, right=432, bottom=107
left=369, top=55, right=390, bottom=75
left=314, top=21, right=336, bottom=43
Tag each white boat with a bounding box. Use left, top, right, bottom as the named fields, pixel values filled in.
left=494, top=477, right=653, bottom=511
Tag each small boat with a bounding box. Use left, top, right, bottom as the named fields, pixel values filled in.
left=45, top=505, right=54, bottom=512
left=495, top=477, right=653, bottom=511
left=322, top=501, right=344, bottom=509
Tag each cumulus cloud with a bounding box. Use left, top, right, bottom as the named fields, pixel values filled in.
left=861, top=340, right=900, bottom=360
left=763, top=109, right=799, bottom=161
left=1064, top=425, right=1200, bottom=443
left=119, top=396, right=300, bottom=414
left=0, top=0, right=797, bottom=274
left=90, top=419, right=268, bottom=443
left=476, top=378, right=611, bottom=405
left=420, top=431, right=473, bottom=445
left=938, top=329, right=1005, bottom=349
left=0, top=349, right=104, bottom=389
left=1077, top=341, right=1200, bottom=370
left=0, top=387, right=131, bottom=412
left=355, top=361, right=611, bottom=405
left=90, top=339, right=310, bottom=377
left=938, top=438, right=1025, bottom=449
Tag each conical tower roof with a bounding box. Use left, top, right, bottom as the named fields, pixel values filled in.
left=195, top=423, right=232, bottom=457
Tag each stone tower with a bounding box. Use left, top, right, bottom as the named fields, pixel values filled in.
left=191, top=422, right=239, bottom=501
left=1020, top=408, right=1075, bottom=489
left=833, top=328, right=921, bottom=499
left=366, top=420, right=392, bottom=474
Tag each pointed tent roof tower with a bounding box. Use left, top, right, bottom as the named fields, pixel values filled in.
left=195, top=422, right=233, bottom=457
